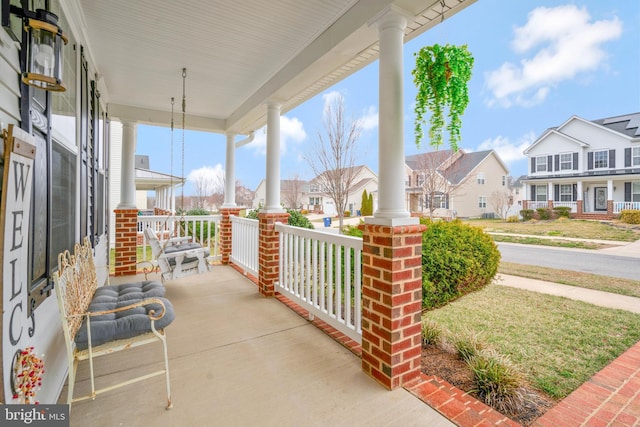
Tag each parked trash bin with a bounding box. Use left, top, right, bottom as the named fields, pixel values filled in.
left=357, top=210, right=361, bottom=216
left=323, top=217, right=331, bottom=227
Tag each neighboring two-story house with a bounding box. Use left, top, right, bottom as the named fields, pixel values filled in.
left=305, top=165, right=378, bottom=216
left=522, top=113, right=640, bottom=219
left=405, top=149, right=511, bottom=218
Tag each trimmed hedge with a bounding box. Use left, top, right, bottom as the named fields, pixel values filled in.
left=620, top=210, right=640, bottom=224
left=420, top=219, right=500, bottom=310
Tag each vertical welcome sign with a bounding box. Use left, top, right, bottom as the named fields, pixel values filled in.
left=0, top=125, right=36, bottom=403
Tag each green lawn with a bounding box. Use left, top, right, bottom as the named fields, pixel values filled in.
left=465, top=218, right=640, bottom=242
left=425, top=284, right=640, bottom=399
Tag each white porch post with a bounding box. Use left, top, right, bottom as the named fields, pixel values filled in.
left=264, top=102, right=284, bottom=212
left=577, top=181, right=583, bottom=201
left=370, top=8, right=413, bottom=225
left=548, top=182, right=554, bottom=208
left=118, top=120, right=137, bottom=208
left=222, top=132, right=237, bottom=207
left=607, top=179, right=614, bottom=196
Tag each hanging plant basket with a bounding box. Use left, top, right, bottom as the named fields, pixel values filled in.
left=412, top=44, right=474, bottom=150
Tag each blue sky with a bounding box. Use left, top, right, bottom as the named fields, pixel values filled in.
left=136, top=0, right=640, bottom=195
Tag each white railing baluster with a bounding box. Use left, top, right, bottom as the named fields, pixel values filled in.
left=275, top=224, right=363, bottom=344
left=229, top=216, right=259, bottom=277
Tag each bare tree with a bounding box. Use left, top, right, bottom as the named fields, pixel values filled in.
left=235, top=179, right=254, bottom=207
left=490, top=188, right=514, bottom=220
left=282, top=174, right=305, bottom=209
left=188, top=165, right=224, bottom=209
left=306, top=93, right=362, bottom=232
left=409, top=150, right=461, bottom=218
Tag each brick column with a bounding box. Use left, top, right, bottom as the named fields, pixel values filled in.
left=607, top=200, right=613, bottom=216
left=258, top=212, right=289, bottom=297
left=577, top=200, right=583, bottom=216
left=359, top=222, right=427, bottom=390
left=219, top=207, right=242, bottom=264
left=114, top=209, right=138, bottom=276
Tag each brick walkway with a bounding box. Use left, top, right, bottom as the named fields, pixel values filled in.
left=533, top=340, right=640, bottom=427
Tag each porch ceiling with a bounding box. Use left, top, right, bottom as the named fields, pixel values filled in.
left=61, top=0, right=475, bottom=134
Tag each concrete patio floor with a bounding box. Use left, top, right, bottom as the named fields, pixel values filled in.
left=62, top=265, right=452, bottom=427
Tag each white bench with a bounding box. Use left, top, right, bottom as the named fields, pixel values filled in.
left=54, top=237, right=174, bottom=410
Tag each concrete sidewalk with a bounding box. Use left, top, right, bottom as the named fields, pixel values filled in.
left=497, top=274, right=640, bottom=314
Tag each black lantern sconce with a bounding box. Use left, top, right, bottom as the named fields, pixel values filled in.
left=2, top=1, right=68, bottom=91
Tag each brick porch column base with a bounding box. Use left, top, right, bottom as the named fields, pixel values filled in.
left=607, top=200, right=613, bottom=216
left=577, top=200, right=583, bottom=216
left=258, top=212, right=289, bottom=297
left=114, top=209, right=138, bottom=276
left=359, top=222, right=427, bottom=390
left=219, top=207, right=243, bottom=264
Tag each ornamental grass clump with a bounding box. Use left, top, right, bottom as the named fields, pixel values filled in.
left=421, top=318, right=445, bottom=346
left=468, top=349, right=526, bottom=414
left=451, top=330, right=489, bottom=363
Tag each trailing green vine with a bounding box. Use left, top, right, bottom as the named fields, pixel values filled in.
left=412, top=44, right=474, bottom=150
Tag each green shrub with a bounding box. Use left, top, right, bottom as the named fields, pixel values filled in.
left=287, top=209, right=314, bottom=229
left=553, top=206, right=571, bottom=218
left=343, top=210, right=351, bottom=217
left=520, top=209, right=534, bottom=221
left=420, top=219, right=500, bottom=310
left=452, top=330, right=489, bottom=363
left=182, top=208, right=215, bottom=242
left=246, top=207, right=314, bottom=229
left=506, top=215, right=519, bottom=223
left=422, top=318, right=445, bottom=346
left=468, top=349, right=525, bottom=414
left=620, top=210, right=640, bottom=224
left=343, top=223, right=363, bottom=237
left=536, top=208, right=551, bottom=220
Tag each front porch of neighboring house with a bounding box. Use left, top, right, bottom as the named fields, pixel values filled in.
left=522, top=179, right=640, bottom=220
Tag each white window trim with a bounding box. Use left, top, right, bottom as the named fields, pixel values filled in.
left=560, top=153, right=572, bottom=171
left=594, top=149, right=608, bottom=169
left=560, top=184, right=572, bottom=202
left=536, top=156, right=547, bottom=172
left=632, top=147, right=640, bottom=166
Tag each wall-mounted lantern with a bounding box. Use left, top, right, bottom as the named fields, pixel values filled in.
left=2, top=2, right=68, bottom=91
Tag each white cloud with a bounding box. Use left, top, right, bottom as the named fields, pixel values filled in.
left=360, top=105, right=378, bottom=131
left=485, top=5, right=622, bottom=107
left=187, top=164, right=225, bottom=193
left=251, top=116, right=307, bottom=156
left=477, top=132, right=536, bottom=164
left=322, top=90, right=342, bottom=112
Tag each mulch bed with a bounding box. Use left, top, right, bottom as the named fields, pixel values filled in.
left=421, top=345, right=556, bottom=426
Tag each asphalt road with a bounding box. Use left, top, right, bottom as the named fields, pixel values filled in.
left=497, top=243, right=640, bottom=281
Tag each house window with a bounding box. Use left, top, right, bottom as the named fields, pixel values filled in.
left=477, top=173, right=485, bottom=184
left=478, top=196, right=487, bottom=208
left=560, top=153, right=573, bottom=170
left=594, top=150, right=608, bottom=169
left=560, top=184, right=573, bottom=202
left=536, top=156, right=547, bottom=172
left=433, top=194, right=447, bottom=209
left=633, top=147, right=640, bottom=166
left=633, top=183, right=640, bottom=202
left=536, top=186, right=547, bottom=202
left=417, top=174, right=425, bottom=186
left=501, top=176, right=506, bottom=186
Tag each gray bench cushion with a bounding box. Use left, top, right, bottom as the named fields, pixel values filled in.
left=75, top=281, right=175, bottom=350
left=164, top=242, right=210, bottom=266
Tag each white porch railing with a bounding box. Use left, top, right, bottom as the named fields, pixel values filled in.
left=275, top=223, right=363, bottom=344
left=137, top=214, right=222, bottom=262
left=614, top=202, right=640, bottom=213
left=527, top=201, right=549, bottom=210
left=552, top=201, right=577, bottom=212
left=230, top=216, right=259, bottom=277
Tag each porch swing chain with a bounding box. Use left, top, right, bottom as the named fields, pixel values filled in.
left=181, top=68, right=186, bottom=213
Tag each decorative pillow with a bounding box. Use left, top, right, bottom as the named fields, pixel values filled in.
left=75, top=281, right=175, bottom=351
left=163, top=243, right=210, bottom=267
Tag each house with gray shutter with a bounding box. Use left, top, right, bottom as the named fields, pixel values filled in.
left=522, top=113, right=640, bottom=219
